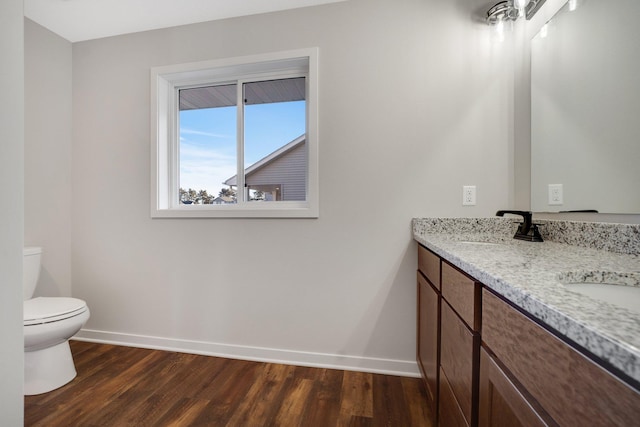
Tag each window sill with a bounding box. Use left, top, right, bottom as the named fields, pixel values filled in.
left=151, top=202, right=318, bottom=219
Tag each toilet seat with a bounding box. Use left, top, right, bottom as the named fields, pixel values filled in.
left=24, top=297, right=88, bottom=326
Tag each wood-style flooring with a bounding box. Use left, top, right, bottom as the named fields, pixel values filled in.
left=25, top=341, right=433, bottom=426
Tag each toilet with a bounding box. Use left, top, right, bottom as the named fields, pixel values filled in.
left=23, top=247, right=90, bottom=395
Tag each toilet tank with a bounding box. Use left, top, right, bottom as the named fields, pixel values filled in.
left=23, top=247, right=42, bottom=301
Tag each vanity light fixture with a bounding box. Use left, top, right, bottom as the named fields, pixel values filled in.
left=486, top=1, right=517, bottom=41
left=486, top=0, right=547, bottom=27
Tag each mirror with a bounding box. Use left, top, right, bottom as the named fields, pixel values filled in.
left=530, top=0, right=640, bottom=214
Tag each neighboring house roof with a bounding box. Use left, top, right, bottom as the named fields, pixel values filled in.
left=224, top=134, right=306, bottom=186
left=212, top=196, right=235, bottom=203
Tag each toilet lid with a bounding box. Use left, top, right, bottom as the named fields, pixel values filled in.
left=24, top=297, right=88, bottom=325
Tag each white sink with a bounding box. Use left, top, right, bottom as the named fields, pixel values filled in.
left=558, top=271, right=640, bottom=315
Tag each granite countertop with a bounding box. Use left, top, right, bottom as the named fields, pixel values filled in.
left=412, top=218, right=640, bottom=385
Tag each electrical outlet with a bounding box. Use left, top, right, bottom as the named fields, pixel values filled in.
left=463, top=185, right=476, bottom=206
left=548, top=184, right=563, bottom=205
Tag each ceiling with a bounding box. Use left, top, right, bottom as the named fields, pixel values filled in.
left=23, top=0, right=347, bottom=43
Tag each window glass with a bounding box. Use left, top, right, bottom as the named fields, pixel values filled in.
left=243, top=78, right=306, bottom=202
left=178, top=84, right=237, bottom=204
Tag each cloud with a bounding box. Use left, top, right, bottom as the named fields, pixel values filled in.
left=180, top=144, right=234, bottom=163
left=178, top=144, right=236, bottom=192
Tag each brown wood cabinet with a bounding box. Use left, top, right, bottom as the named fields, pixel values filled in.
left=417, top=244, right=640, bottom=427
left=417, top=245, right=441, bottom=424
left=439, top=367, right=469, bottom=427
left=417, top=245, right=480, bottom=427
left=418, top=245, right=440, bottom=289
left=441, top=262, right=481, bottom=332
left=481, top=289, right=640, bottom=427
left=439, top=262, right=481, bottom=427
left=440, top=301, right=479, bottom=426
left=417, top=271, right=439, bottom=420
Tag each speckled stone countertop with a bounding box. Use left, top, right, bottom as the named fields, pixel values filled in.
left=412, top=217, right=640, bottom=385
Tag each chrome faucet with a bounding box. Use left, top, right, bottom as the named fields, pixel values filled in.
left=496, top=210, right=543, bottom=242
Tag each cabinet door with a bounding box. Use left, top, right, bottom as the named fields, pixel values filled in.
left=478, top=348, right=553, bottom=427
left=418, top=272, right=439, bottom=419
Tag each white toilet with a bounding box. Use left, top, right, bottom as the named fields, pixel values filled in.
left=23, top=247, right=90, bottom=395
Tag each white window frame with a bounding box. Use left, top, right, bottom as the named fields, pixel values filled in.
left=150, top=48, right=319, bottom=218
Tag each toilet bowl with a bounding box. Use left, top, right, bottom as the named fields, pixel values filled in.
left=23, top=247, right=90, bottom=395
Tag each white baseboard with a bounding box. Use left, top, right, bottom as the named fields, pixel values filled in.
left=74, top=329, right=420, bottom=378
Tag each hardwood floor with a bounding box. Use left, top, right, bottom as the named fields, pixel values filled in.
left=25, top=341, right=433, bottom=426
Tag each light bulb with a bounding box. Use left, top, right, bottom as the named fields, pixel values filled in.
left=569, top=0, right=577, bottom=11
left=492, top=19, right=506, bottom=43
left=514, top=0, right=528, bottom=16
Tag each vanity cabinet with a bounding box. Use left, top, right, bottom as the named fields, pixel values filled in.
left=417, top=243, right=640, bottom=427
left=481, top=289, right=640, bottom=427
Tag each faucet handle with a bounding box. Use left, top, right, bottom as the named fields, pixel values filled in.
left=496, top=210, right=533, bottom=231
left=495, top=210, right=532, bottom=220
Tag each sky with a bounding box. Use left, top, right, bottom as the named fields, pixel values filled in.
left=179, top=100, right=305, bottom=197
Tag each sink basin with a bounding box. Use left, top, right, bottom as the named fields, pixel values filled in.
left=558, top=271, right=640, bottom=315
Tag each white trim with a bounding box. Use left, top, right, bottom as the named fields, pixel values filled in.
left=237, top=76, right=246, bottom=203
left=150, top=48, right=319, bottom=218
left=74, top=329, right=420, bottom=378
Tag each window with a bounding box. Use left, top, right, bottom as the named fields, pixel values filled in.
left=150, top=48, right=318, bottom=218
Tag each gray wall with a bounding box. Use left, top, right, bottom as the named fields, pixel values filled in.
left=25, top=19, right=74, bottom=298
left=26, top=0, right=514, bottom=374
left=0, top=0, right=25, bottom=422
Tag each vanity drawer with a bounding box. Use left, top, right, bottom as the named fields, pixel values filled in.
left=482, top=289, right=640, bottom=427
left=440, top=300, right=479, bottom=426
left=442, top=261, right=481, bottom=331
left=439, top=367, right=469, bottom=427
left=418, top=245, right=441, bottom=289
